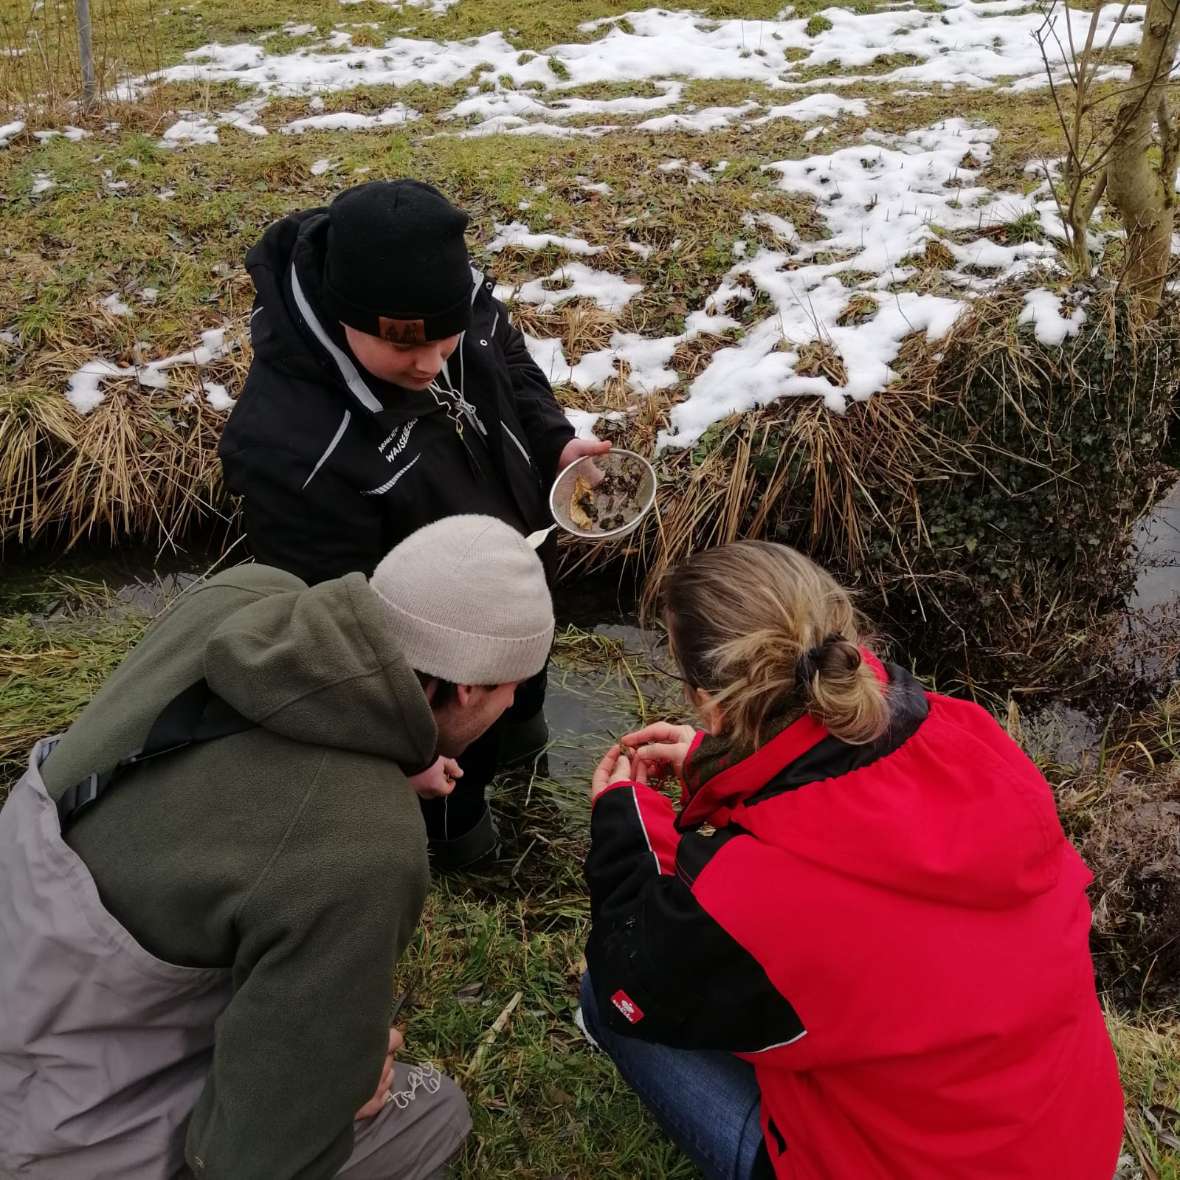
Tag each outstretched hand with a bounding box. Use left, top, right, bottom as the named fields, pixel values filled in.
left=621, top=722, right=698, bottom=785
left=590, top=744, right=643, bottom=802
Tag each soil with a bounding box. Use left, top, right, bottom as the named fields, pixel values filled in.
left=568, top=461, right=646, bottom=535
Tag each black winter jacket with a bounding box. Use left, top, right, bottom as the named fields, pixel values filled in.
left=219, top=210, right=574, bottom=585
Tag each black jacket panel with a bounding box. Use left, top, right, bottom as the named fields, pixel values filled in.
left=219, top=210, right=574, bottom=585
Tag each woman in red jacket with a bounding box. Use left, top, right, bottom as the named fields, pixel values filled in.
left=581, top=541, right=1123, bottom=1179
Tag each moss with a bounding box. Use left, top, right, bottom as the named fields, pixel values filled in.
left=805, top=13, right=833, bottom=36
left=836, top=293, right=878, bottom=325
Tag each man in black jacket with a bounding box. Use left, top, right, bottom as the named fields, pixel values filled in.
left=219, top=179, right=608, bottom=867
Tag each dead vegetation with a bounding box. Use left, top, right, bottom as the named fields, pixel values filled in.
left=0, top=336, right=246, bottom=547
left=1027, top=686, right=1180, bottom=1012
left=560, top=280, right=1178, bottom=697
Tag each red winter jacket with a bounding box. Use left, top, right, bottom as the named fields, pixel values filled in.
left=585, top=659, right=1123, bottom=1179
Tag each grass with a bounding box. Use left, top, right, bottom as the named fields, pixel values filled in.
left=0, top=595, right=147, bottom=788
left=1, top=572, right=1177, bottom=1175
left=0, top=70, right=1075, bottom=552
left=0, top=0, right=1086, bottom=556
left=1, top=0, right=1176, bottom=1168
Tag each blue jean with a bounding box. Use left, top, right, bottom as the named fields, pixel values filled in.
left=580, top=974, right=767, bottom=1180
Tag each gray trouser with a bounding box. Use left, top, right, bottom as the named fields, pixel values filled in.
left=339, top=1061, right=471, bottom=1180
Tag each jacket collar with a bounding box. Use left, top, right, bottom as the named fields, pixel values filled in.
left=676, top=653, right=928, bottom=831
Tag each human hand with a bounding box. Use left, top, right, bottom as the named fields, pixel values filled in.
left=621, top=722, right=698, bottom=784
left=356, top=1026, right=405, bottom=1120
left=407, top=756, right=462, bottom=799
left=557, top=437, right=612, bottom=486
left=590, top=744, right=641, bottom=802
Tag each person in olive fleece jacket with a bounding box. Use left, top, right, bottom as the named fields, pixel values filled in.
left=0, top=516, right=555, bottom=1180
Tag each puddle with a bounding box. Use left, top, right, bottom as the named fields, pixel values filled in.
left=1129, top=479, right=1180, bottom=615
left=544, top=612, right=680, bottom=801
left=1020, top=477, right=1180, bottom=765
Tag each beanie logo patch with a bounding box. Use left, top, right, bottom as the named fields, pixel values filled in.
left=378, top=317, right=427, bottom=345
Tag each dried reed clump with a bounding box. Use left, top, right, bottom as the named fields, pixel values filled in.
left=0, top=333, right=248, bottom=549
left=566, top=280, right=1175, bottom=687
left=1047, top=688, right=1180, bottom=1011
left=4, top=273, right=1173, bottom=696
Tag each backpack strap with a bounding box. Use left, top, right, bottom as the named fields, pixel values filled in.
left=56, top=679, right=255, bottom=832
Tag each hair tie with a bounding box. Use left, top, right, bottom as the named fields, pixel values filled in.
left=795, top=633, right=844, bottom=691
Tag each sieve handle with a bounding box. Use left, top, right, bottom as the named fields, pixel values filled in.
left=525, top=524, right=558, bottom=550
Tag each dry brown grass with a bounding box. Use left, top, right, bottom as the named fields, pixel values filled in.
left=3, top=273, right=1173, bottom=699
left=0, top=0, right=166, bottom=123
left=0, top=333, right=246, bottom=549
left=563, top=279, right=1175, bottom=687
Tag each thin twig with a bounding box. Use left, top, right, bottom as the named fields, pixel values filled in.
left=463, top=991, right=523, bottom=1079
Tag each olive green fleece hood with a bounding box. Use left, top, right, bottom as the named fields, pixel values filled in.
left=44, top=564, right=438, bottom=797
left=204, top=570, right=437, bottom=763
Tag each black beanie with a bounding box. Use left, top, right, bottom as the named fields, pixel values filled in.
left=322, top=179, right=473, bottom=343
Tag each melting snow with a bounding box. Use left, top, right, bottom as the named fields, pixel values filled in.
left=660, top=119, right=1059, bottom=443
left=101, top=294, right=132, bottom=316
left=203, top=381, right=236, bottom=410
left=340, top=0, right=459, bottom=11
left=282, top=105, right=419, bottom=133
left=161, top=117, right=221, bottom=145
left=142, top=2, right=1144, bottom=108
left=486, top=221, right=602, bottom=256
left=65, top=328, right=237, bottom=415
left=502, top=263, right=642, bottom=313
left=160, top=99, right=269, bottom=146
left=1019, top=288, right=1087, bottom=345
left=33, top=126, right=90, bottom=141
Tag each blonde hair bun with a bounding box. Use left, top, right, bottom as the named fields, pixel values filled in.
left=663, top=542, right=888, bottom=749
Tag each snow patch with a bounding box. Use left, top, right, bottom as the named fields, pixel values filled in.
left=141, top=3, right=1145, bottom=108
left=203, top=381, right=236, bottom=411
left=101, top=294, right=132, bottom=316
left=755, top=93, right=870, bottom=123
left=565, top=409, right=603, bottom=439
left=1019, top=288, right=1086, bottom=345
left=660, top=119, right=1064, bottom=445
left=486, top=221, right=602, bottom=256
left=340, top=0, right=458, bottom=11
left=503, top=263, right=642, bottom=313
left=161, top=117, right=220, bottom=145
left=282, top=105, right=419, bottom=132
left=64, top=328, right=238, bottom=415
left=33, top=125, right=90, bottom=141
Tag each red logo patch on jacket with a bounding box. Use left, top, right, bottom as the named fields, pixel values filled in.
left=611, top=990, right=644, bottom=1024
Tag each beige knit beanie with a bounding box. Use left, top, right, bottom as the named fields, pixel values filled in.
left=369, top=515, right=554, bottom=685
